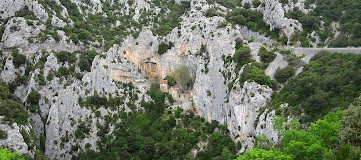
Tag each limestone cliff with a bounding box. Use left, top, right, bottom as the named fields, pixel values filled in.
left=1, top=0, right=350, bottom=159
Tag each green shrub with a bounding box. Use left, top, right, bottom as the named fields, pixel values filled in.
left=0, top=130, right=7, bottom=139
left=15, top=6, right=37, bottom=20
left=235, top=38, right=243, bottom=49
left=55, top=67, right=69, bottom=77
left=164, top=76, right=176, bottom=86
left=0, top=99, right=29, bottom=125
left=252, top=0, right=261, bottom=7
left=338, top=97, right=361, bottom=147
left=285, top=7, right=305, bottom=20
left=258, top=47, right=277, bottom=63
left=75, top=122, right=90, bottom=139
left=233, top=46, right=252, bottom=66
left=239, top=64, right=276, bottom=89
left=244, top=3, right=251, bottom=9
left=47, top=72, right=54, bottom=81
left=226, top=8, right=276, bottom=38
left=205, top=8, right=221, bottom=17
left=55, top=51, right=77, bottom=64
left=77, top=50, right=97, bottom=72
left=12, top=49, right=26, bottom=68
left=274, top=66, right=295, bottom=83
left=272, top=51, right=361, bottom=122
left=299, top=15, right=321, bottom=32
left=0, top=147, right=24, bottom=160
left=59, top=0, right=82, bottom=21
left=78, top=58, right=90, bottom=71
left=170, top=66, right=193, bottom=89
left=26, top=90, right=41, bottom=105
left=158, top=42, right=174, bottom=54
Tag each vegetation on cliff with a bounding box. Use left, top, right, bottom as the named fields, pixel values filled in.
left=0, top=82, right=28, bottom=125
left=73, top=88, right=237, bottom=160
left=238, top=98, right=361, bottom=160
left=272, top=51, right=361, bottom=122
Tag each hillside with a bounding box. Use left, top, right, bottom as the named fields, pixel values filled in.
left=0, top=0, right=360, bottom=159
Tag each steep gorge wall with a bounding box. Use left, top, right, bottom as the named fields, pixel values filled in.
left=120, top=0, right=281, bottom=151
left=2, top=0, right=348, bottom=158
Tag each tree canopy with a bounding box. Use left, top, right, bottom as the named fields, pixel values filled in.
left=0, top=147, right=24, bottom=160
left=170, top=66, right=193, bottom=89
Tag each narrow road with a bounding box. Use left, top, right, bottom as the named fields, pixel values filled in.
left=290, top=47, right=361, bottom=55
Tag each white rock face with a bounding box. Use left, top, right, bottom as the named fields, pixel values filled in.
left=0, top=117, right=30, bottom=155
left=0, top=0, right=48, bottom=22
left=38, top=45, right=148, bottom=159
left=0, top=0, right=27, bottom=20
left=262, top=0, right=303, bottom=38
left=1, top=17, right=45, bottom=49
left=0, top=56, right=17, bottom=83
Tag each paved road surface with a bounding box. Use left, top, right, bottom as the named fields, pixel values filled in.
left=290, top=47, right=361, bottom=56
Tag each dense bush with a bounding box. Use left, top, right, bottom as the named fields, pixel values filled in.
left=238, top=111, right=358, bottom=160
left=0, top=99, right=29, bottom=125
left=285, top=7, right=305, bottom=20
left=26, top=90, right=41, bottom=113
left=233, top=46, right=252, bottom=66
left=86, top=93, right=108, bottom=108
left=226, top=8, right=277, bottom=38
left=274, top=66, right=295, bottom=83
left=298, top=0, right=361, bottom=46
left=55, top=67, right=69, bottom=77
left=59, top=0, right=82, bottom=21
left=158, top=42, right=174, bottom=54
left=258, top=47, right=276, bottom=63
left=170, top=66, right=193, bottom=89
left=0, top=82, right=28, bottom=125
left=239, top=64, right=276, bottom=89
left=12, top=50, right=26, bottom=68
left=78, top=50, right=97, bottom=72
left=55, top=51, right=77, bottom=64
left=78, top=58, right=90, bottom=72
left=0, top=147, right=24, bottom=160
left=75, top=122, right=90, bottom=139
left=73, top=88, right=236, bottom=160
left=204, top=8, right=222, bottom=17
left=338, top=97, right=361, bottom=147
left=252, top=0, right=262, bottom=7
left=299, top=15, right=321, bottom=33
left=15, top=6, right=37, bottom=20
left=196, top=132, right=236, bottom=159
left=26, top=91, right=41, bottom=105
left=164, top=76, right=176, bottom=86
left=0, top=130, right=7, bottom=139
left=272, top=51, right=361, bottom=122
left=329, top=34, right=349, bottom=48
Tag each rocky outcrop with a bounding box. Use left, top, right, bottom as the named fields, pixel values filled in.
left=0, top=16, right=82, bottom=54
left=0, top=117, right=32, bottom=155
left=0, top=0, right=48, bottom=22
left=1, top=17, right=45, bottom=49
left=261, top=0, right=303, bottom=39
left=117, top=0, right=279, bottom=152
